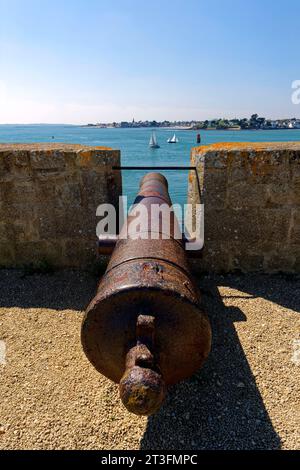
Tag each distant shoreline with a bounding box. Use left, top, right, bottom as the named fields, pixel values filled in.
left=81, top=115, right=300, bottom=131
left=1, top=123, right=300, bottom=131
left=80, top=125, right=300, bottom=131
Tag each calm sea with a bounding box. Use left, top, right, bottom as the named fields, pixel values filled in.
left=0, top=124, right=299, bottom=208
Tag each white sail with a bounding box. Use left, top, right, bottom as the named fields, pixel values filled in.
left=149, top=131, right=159, bottom=148
left=168, top=133, right=179, bottom=143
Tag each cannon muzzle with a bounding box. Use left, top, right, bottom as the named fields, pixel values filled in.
left=81, top=172, right=211, bottom=415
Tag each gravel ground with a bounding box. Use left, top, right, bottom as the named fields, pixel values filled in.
left=0, top=269, right=299, bottom=450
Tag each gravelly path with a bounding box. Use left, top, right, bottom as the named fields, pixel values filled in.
left=0, top=269, right=299, bottom=450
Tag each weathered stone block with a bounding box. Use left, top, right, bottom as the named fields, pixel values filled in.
left=38, top=208, right=96, bottom=240
left=289, top=151, right=300, bottom=181
left=194, top=242, right=230, bottom=273
left=54, top=182, right=82, bottom=208
left=13, top=219, right=40, bottom=242
left=0, top=144, right=121, bottom=267
left=263, top=246, right=295, bottom=273
left=190, top=142, right=300, bottom=273
left=293, top=246, right=300, bottom=272
left=30, top=150, right=66, bottom=171
left=0, top=243, right=15, bottom=266
left=205, top=208, right=261, bottom=243
left=227, top=242, right=264, bottom=272
left=290, top=209, right=300, bottom=244
left=289, top=181, right=300, bottom=205
left=227, top=165, right=249, bottom=184
left=202, top=168, right=227, bottom=208
left=2, top=202, right=37, bottom=220
left=79, top=170, right=109, bottom=207
left=0, top=223, right=10, bottom=243
left=228, top=182, right=268, bottom=209
left=265, top=183, right=295, bottom=207
left=64, top=238, right=96, bottom=267
left=258, top=208, right=292, bottom=242
left=14, top=240, right=64, bottom=266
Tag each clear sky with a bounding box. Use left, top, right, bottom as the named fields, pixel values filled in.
left=0, top=0, right=300, bottom=124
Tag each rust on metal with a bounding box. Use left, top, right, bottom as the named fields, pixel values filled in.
left=119, top=315, right=166, bottom=416
left=98, top=234, right=117, bottom=256
left=81, top=172, right=211, bottom=416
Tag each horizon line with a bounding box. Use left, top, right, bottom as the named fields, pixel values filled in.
left=1, top=116, right=300, bottom=126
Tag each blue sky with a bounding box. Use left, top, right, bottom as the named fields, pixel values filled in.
left=0, top=0, right=300, bottom=123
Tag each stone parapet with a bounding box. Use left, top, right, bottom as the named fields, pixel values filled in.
left=0, top=144, right=121, bottom=267
left=188, top=142, right=300, bottom=273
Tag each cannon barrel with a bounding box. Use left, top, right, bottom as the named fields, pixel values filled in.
left=81, top=172, right=211, bottom=416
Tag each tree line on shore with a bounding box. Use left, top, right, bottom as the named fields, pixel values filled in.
left=86, top=114, right=300, bottom=130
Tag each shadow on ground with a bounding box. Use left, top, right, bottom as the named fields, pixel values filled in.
left=222, top=272, right=300, bottom=313
left=140, top=274, right=291, bottom=450
left=0, top=269, right=98, bottom=311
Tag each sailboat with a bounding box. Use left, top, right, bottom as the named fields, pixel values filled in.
left=149, top=131, right=160, bottom=149
left=167, top=133, right=179, bottom=143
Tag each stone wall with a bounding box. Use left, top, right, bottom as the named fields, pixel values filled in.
left=188, top=142, right=300, bottom=273
left=1, top=141, right=299, bottom=273
left=0, top=144, right=121, bottom=268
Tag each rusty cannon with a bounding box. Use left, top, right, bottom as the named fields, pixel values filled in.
left=81, top=172, right=211, bottom=416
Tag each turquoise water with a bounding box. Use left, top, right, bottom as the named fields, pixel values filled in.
left=0, top=124, right=300, bottom=208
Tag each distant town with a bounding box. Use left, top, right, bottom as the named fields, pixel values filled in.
left=83, top=114, right=300, bottom=130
